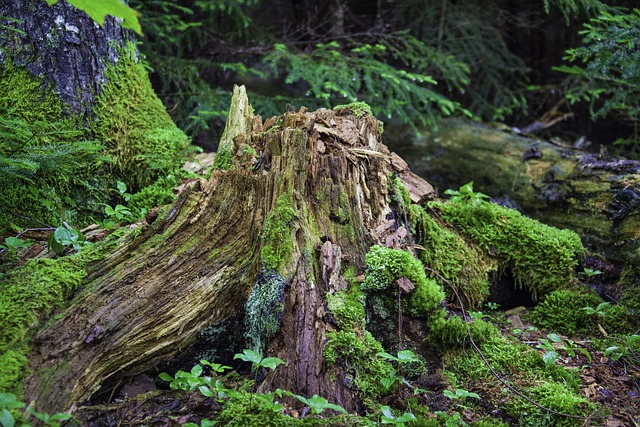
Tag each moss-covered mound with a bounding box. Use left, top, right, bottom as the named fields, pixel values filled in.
left=0, top=43, right=192, bottom=235
left=431, top=199, right=583, bottom=300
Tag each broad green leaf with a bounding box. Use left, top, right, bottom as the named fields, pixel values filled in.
left=543, top=350, right=558, bottom=365
left=260, top=356, right=286, bottom=370
left=0, top=409, right=15, bottom=427
left=234, top=349, right=262, bottom=364
left=158, top=372, right=174, bottom=382
left=191, top=364, right=203, bottom=377
left=548, top=333, right=563, bottom=343
left=198, top=386, right=215, bottom=397
left=397, top=350, right=418, bottom=362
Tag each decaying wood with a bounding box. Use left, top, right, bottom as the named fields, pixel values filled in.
left=392, top=119, right=640, bottom=266
left=25, top=86, right=434, bottom=413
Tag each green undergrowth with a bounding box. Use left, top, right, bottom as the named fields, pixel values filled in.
left=0, top=62, right=109, bottom=231
left=0, top=230, right=127, bottom=395
left=1, top=44, right=193, bottom=237
left=324, top=273, right=396, bottom=408
left=430, top=199, right=584, bottom=300
left=439, top=318, right=596, bottom=427
left=529, top=289, right=637, bottom=336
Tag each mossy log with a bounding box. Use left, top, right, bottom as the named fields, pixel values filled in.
left=24, top=86, right=434, bottom=413
left=390, top=119, right=640, bottom=266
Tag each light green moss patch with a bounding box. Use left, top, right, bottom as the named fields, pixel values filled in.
left=530, top=289, right=636, bottom=336
left=409, top=205, right=495, bottom=309
left=91, top=43, right=191, bottom=191
left=432, top=200, right=583, bottom=299
left=333, top=101, right=373, bottom=117
left=363, top=245, right=444, bottom=317
left=260, top=192, right=298, bottom=271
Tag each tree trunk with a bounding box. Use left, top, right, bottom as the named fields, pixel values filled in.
left=388, top=119, right=640, bottom=267
left=0, top=0, right=131, bottom=117
left=24, top=87, right=434, bottom=413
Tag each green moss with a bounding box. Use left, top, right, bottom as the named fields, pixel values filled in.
left=333, top=101, right=373, bottom=117
left=326, top=286, right=366, bottom=331
left=0, top=63, right=109, bottom=231
left=91, top=43, right=191, bottom=191
left=212, top=148, right=233, bottom=170
left=529, top=290, right=601, bottom=336
left=426, top=310, right=496, bottom=349
left=530, top=289, right=637, bottom=336
left=432, top=200, right=583, bottom=300
left=363, top=245, right=444, bottom=317
left=324, top=329, right=395, bottom=407
left=261, top=192, right=298, bottom=271
left=128, top=175, right=178, bottom=214
left=409, top=204, right=496, bottom=309
left=506, top=382, right=596, bottom=427
left=0, top=231, right=127, bottom=395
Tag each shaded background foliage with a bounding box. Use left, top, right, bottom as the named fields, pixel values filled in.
left=130, top=0, right=638, bottom=153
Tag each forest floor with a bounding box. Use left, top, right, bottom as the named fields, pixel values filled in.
left=73, top=310, right=639, bottom=426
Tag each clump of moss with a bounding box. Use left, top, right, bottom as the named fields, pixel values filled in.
left=128, top=174, right=178, bottom=214
left=324, top=329, right=395, bottom=407
left=529, top=289, right=601, bottom=336
left=261, top=192, right=298, bottom=271
left=326, top=284, right=366, bottom=331
left=506, top=382, right=596, bottom=427
left=333, top=101, right=373, bottom=117
left=91, top=43, right=191, bottom=192
left=426, top=309, right=496, bottom=349
left=409, top=204, right=496, bottom=309
left=531, top=289, right=636, bottom=336
left=363, top=245, right=444, bottom=316
left=432, top=200, right=583, bottom=300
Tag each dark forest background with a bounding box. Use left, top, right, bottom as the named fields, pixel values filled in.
left=130, top=0, right=640, bottom=156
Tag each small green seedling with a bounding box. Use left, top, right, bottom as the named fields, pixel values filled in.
left=536, top=333, right=592, bottom=365
left=286, top=393, right=347, bottom=415
left=159, top=359, right=230, bottom=396
left=444, top=182, right=491, bottom=207
left=380, top=405, right=416, bottom=426
left=443, top=389, right=480, bottom=400
left=377, top=350, right=420, bottom=392
left=0, top=393, right=73, bottom=427
left=435, top=411, right=468, bottom=426
left=47, top=223, right=87, bottom=254
left=581, top=267, right=602, bottom=285
left=582, top=302, right=610, bottom=318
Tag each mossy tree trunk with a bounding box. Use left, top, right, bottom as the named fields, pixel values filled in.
left=24, top=87, right=435, bottom=413
left=390, top=119, right=640, bottom=267
left=0, top=0, right=131, bottom=117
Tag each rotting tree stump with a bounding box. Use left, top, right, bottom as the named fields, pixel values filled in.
left=25, top=86, right=434, bottom=413
left=388, top=119, right=640, bottom=267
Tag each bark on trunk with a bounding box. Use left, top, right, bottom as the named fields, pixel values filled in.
left=25, top=87, right=434, bottom=413
left=388, top=119, right=640, bottom=266
left=0, top=0, right=131, bottom=117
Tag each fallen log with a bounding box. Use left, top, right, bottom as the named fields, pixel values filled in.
left=389, top=119, right=640, bottom=268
